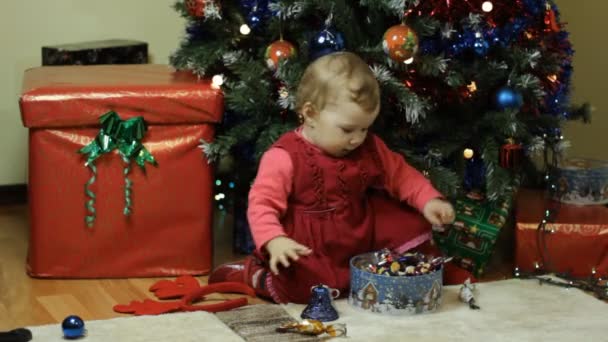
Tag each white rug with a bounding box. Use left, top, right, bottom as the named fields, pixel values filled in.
left=27, top=311, right=243, bottom=342
left=28, top=278, right=607, bottom=341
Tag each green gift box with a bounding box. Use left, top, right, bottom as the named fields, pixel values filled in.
left=433, top=196, right=511, bottom=276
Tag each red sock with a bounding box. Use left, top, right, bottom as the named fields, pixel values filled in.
left=244, top=256, right=273, bottom=299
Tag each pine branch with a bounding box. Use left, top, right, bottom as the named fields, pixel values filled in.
left=268, top=1, right=306, bottom=20
left=513, top=73, right=545, bottom=100
left=477, top=109, right=528, bottom=140
left=398, top=148, right=461, bottom=198
left=358, top=0, right=419, bottom=17
left=209, top=119, right=263, bottom=160
left=481, top=138, right=515, bottom=201
left=372, top=64, right=432, bottom=124
left=222, top=58, right=279, bottom=115
left=172, top=1, right=188, bottom=17
left=224, top=79, right=278, bottom=116
left=171, top=0, right=584, bottom=207
left=567, top=103, right=592, bottom=123
left=418, top=55, right=450, bottom=77
left=428, top=166, right=462, bottom=199
left=359, top=44, right=389, bottom=63
left=409, top=16, right=441, bottom=37
left=274, top=59, right=306, bottom=91
left=255, top=122, right=297, bottom=160
left=170, top=41, right=228, bottom=76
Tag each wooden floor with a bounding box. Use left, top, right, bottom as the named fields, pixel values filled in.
left=0, top=204, right=514, bottom=331
left=0, top=205, right=267, bottom=330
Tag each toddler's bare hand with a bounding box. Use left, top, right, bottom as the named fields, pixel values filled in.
left=423, top=198, right=455, bottom=226
left=265, top=236, right=312, bottom=275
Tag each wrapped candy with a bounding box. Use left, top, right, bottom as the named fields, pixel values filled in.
left=362, top=248, right=452, bottom=276
left=276, top=319, right=347, bottom=337
left=459, top=278, right=480, bottom=310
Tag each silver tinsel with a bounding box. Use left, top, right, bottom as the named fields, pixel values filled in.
left=277, top=86, right=295, bottom=110
left=358, top=0, right=419, bottom=18
left=527, top=136, right=546, bottom=156
left=441, top=23, right=456, bottom=39
left=268, top=1, right=305, bottom=19
left=489, top=61, right=509, bottom=71
left=555, top=139, right=571, bottom=153
left=223, top=51, right=244, bottom=66
left=185, top=59, right=206, bottom=77
left=515, top=74, right=545, bottom=99
left=526, top=50, right=542, bottom=69
left=432, top=56, right=450, bottom=73
left=370, top=64, right=393, bottom=83
left=402, top=101, right=426, bottom=124
left=198, top=139, right=221, bottom=163
left=371, top=64, right=428, bottom=124
left=463, top=13, right=483, bottom=29
left=202, top=0, right=222, bottom=20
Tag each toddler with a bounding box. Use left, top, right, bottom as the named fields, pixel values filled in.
left=210, top=52, right=460, bottom=304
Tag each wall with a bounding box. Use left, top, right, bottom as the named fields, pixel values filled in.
left=0, top=0, right=185, bottom=185
left=554, top=0, right=608, bottom=160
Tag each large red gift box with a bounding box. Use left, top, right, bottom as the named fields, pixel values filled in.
left=19, top=65, right=223, bottom=278
left=515, top=189, right=608, bottom=278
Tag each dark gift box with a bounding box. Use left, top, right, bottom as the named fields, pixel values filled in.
left=515, top=189, right=608, bottom=278
left=42, top=39, right=148, bottom=66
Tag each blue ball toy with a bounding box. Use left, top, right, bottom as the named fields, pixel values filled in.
left=62, top=315, right=85, bottom=339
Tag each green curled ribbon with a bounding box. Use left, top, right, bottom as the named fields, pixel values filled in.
left=78, top=111, right=158, bottom=227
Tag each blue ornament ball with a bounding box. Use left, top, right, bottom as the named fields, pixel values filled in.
left=447, top=34, right=465, bottom=56
left=239, top=0, right=256, bottom=11
left=240, top=0, right=267, bottom=12
left=495, top=87, right=523, bottom=110
left=488, top=28, right=506, bottom=47
left=473, top=38, right=489, bottom=56
left=246, top=10, right=263, bottom=29
left=309, top=28, right=345, bottom=60
left=62, top=315, right=85, bottom=339
left=462, top=30, right=476, bottom=49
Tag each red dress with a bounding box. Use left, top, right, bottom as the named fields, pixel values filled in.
left=252, top=131, right=440, bottom=303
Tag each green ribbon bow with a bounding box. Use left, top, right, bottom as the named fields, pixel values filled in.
left=78, top=111, right=158, bottom=227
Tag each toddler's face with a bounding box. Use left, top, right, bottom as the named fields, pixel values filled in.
left=304, top=99, right=378, bottom=158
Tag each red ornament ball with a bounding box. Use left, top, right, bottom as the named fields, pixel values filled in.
left=383, top=24, right=419, bottom=63
left=186, top=0, right=217, bottom=18
left=265, top=40, right=296, bottom=70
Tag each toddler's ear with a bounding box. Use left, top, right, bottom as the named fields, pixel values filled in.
left=301, top=102, right=317, bottom=118
left=301, top=102, right=318, bottom=127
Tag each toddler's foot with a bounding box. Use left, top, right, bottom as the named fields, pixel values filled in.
left=208, top=255, right=272, bottom=299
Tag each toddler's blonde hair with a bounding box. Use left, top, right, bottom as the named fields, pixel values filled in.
left=295, top=52, right=380, bottom=114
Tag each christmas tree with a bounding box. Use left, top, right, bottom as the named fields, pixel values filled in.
left=171, top=0, right=589, bottom=206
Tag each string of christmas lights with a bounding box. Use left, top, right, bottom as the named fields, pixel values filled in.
left=513, top=134, right=607, bottom=301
